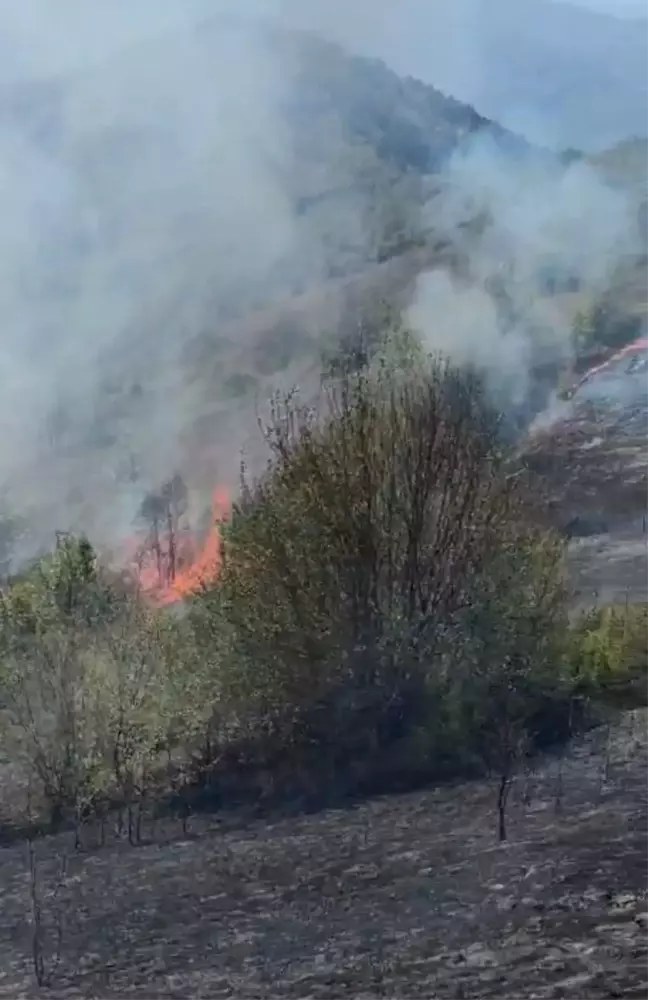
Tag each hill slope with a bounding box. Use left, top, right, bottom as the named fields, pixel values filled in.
left=0, top=20, right=544, bottom=565
left=1, top=710, right=646, bottom=997
left=295, top=0, right=648, bottom=150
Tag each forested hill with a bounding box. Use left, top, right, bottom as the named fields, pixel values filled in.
left=0, top=25, right=538, bottom=290
left=273, top=30, right=539, bottom=280
left=282, top=31, right=535, bottom=174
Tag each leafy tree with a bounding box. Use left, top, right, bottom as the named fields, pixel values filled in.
left=0, top=619, right=103, bottom=830
left=86, top=600, right=173, bottom=842
left=569, top=603, right=648, bottom=708
left=0, top=539, right=140, bottom=831
left=448, top=536, right=570, bottom=840
left=213, top=347, right=563, bottom=798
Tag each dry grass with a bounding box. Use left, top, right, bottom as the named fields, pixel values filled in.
left=0, top=712, right=645, bottom=999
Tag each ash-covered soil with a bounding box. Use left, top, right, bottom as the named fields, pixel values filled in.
left=0, top=712, right=646, bottom=999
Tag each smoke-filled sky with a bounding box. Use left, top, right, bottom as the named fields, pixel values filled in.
left=0, top=0, right=643, bottom=567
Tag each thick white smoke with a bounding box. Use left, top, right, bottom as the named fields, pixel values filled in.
left=0, top=1, right=307, bottom=561
left=407, top=133, right=641, bottom=408
left=0, top=0, right=643, bottom=570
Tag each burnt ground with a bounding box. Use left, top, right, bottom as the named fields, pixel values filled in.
left=523, top=348, right=648, bottom=610
left=0, top=711, right=646, bottom=999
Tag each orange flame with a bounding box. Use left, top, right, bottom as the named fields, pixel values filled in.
left=133, top=488, right=230, bottom=607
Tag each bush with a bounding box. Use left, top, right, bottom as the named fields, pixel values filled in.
left=0, top=537, right=214, bottom=836
left=569, top=603, right=648, bottom=708
left=206, top=352, right=570, bottom=803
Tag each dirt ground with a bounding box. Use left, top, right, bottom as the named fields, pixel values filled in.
left=0, top=711, right=646, bottom=999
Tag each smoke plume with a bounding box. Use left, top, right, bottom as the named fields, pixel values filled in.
left=407, top=133, right=641, bottom=414
left=0, top=1, right=313, bottom=563
left=0, top=0, right=643, bottom=571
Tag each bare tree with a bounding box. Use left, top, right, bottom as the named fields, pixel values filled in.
left=138, top=473, right=189, bottom=590
left=26, top=836, right=68, bottom=988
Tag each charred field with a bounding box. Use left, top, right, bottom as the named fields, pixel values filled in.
left=522, top=340, right=648, bottom=610
left=0, top=711, right=646, bottom=999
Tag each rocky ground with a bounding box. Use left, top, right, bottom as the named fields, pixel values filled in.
left=0, top=711, right=646, bottom=999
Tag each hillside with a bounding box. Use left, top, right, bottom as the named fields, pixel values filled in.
left=0, top=22, right=545, bottom=568
left=1, top=710, right=645, bottom=997
left=0, top=15, right=644, bottom=583
left=297, top=0, right=648, bottom=151
left=0, top=18, right=647, bottom=998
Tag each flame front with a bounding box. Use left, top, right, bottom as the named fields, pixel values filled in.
left=134, top=488, right=229, bottom=607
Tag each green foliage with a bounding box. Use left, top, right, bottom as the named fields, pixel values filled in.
left=0, top=540, right=217, bottom=830
left=0, top=339, right=609, bottom=828
left=204, top=351, right=570, bottom=799
left=446, top=535, right=572, bottom=766
left=569, top=603, right=648, bottom=707
left=0, top=536, right=123, bottom=662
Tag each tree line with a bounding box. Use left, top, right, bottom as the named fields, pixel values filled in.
left=0, top=336, right=645, bottom=845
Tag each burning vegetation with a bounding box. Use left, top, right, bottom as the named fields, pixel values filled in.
left=132, top=479, right=229, bottom=607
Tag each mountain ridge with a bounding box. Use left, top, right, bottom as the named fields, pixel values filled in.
left=291, top=0, right=648, bottom=150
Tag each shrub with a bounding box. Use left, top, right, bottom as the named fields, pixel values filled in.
left=207, top=351, right=570, bottom=801
left=569, top=603, right=648, bottom=708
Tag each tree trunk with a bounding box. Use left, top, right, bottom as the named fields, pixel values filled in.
left=554, top=756, right=564, bottom=815
left=136, top=800, right=144, bottom=844
left=497, top=773, right=510, bottom=842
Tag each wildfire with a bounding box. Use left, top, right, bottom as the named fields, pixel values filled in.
left=134, top=487, right=230, bottom=607
left=575, top=336, right=648, bottom=393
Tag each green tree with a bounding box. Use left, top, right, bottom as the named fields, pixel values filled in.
left=212, top=349, right=565, bottom=797
left=569, top=603, right=648, bottom=708
left=448, top=536, right=569, bottom=840
left=0, top=538, right=139, bottom=830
